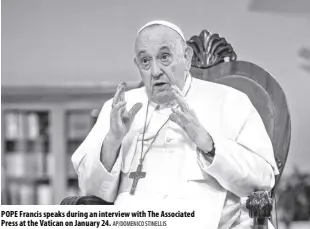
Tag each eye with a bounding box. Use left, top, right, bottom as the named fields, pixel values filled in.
left=141, top=58, right=149, bottom=65
left=161, top=53, right=170, bottom=61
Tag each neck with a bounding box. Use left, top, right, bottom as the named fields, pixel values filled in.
left=148, top=97, right=176, bottom=109
left=158, top=100, right=177, bottom=109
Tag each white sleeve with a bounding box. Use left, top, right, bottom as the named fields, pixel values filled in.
left=198, top=91, right=278, bottom=197
left=71, top=99, right=122, bottom=202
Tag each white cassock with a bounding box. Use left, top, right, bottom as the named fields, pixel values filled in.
left=72, top=75, right=279, bottom=229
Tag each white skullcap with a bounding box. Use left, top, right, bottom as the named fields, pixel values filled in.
left=137, top=20, right=186, bottom=41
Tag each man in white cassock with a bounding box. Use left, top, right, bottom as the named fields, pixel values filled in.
left=72, top=21, right=279, bottom=228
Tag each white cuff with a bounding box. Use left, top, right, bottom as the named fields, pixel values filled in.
left=79, top=151, right=122, bottom=203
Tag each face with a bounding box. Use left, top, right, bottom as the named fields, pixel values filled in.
left=134, top=25, right=192, bottom=105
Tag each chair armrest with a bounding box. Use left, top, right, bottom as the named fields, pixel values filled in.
left=246, top=191, right=273, bottom=229
left=60, top=196, right=114, bottom=205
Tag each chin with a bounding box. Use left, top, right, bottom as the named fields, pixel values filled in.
left=152, top=92, right=174, bottom=105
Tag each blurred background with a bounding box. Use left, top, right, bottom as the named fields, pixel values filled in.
left=1, top=0, right=309, bottom=228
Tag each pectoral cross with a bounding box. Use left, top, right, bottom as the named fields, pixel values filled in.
left=129, top=163, right=146, bottom=195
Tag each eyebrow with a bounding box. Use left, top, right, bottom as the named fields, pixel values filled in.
left=137, top=50, right=146, bottom=57
left=159, top=45, right=171, bottom=51
left=137, top=45, right=171, bottom=57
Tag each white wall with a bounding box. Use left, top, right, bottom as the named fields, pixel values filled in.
left=2, top=0, right=310, bottom=174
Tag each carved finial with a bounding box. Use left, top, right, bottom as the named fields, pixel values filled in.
left=187, top=30, right=237, bottom=69
left=246, top=191, right=273, bottom=218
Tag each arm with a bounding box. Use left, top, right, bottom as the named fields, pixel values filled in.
left=101, top=132, right=123, bottom=172
left=169, top=85, right=278, bottom=197
left=71, top=99, right=122, bottom=202
left=198, top=91, right=279, bottom=197
left=71, top=83, right=142, bottom=202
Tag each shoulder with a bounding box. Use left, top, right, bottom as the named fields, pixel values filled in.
left=103, top=86, right=146, bottom=105
left=124, top=86, right=147, bottom=105
left=191, top=77, right=254, bottom=116
left=125, top=86, right=146, bottom=99
left=191, top=77, right=249, bottom=101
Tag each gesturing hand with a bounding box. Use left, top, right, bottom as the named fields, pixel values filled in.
left=109, top=82, right=142, bottom=142
left=169, top=85, right=214, bottom=153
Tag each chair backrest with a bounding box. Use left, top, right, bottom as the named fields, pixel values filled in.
left=187, top=30, right=291, bottom=187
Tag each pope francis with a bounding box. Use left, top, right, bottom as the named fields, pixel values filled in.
left=72, top=21, right=279, bottom=229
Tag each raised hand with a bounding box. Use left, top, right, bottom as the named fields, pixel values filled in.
left=109, top=82, right=142, bottom=142
left=169, top=85, right=213, bottom=153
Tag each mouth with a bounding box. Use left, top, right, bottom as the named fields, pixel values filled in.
left=152, top=82, right=171, bottom=92
left=153, top=82, right=170, bottom=88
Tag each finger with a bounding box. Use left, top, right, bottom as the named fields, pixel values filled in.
left=116, top=102, right=127, bottom=117
left=128, top=102, right=143, bottom=118
left=171, top=107, right=187, bottom=122
left=171, top=85, right=183, bottom=96
left=113, top=82, right=126, bottom=105
left=171, top=85, right=190, bottom=111
left=169, top=113, right=183, bottom=128
left=172, top=90, right=189, bottom=111
left=120, top=82, right=126, bottom=102
left=112, top=101, right=127, bottom=111
left=120, top=90, right=125, bottom=102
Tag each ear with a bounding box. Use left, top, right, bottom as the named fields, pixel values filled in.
left=134, top=57, right=138, bottom=68
left=184, top=45, right=193, bottom=71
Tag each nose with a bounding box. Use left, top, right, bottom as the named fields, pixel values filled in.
left=151, top=60, right=163, bottom=79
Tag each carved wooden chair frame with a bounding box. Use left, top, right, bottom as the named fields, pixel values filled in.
left=186, top=30, right=290, bottom=228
